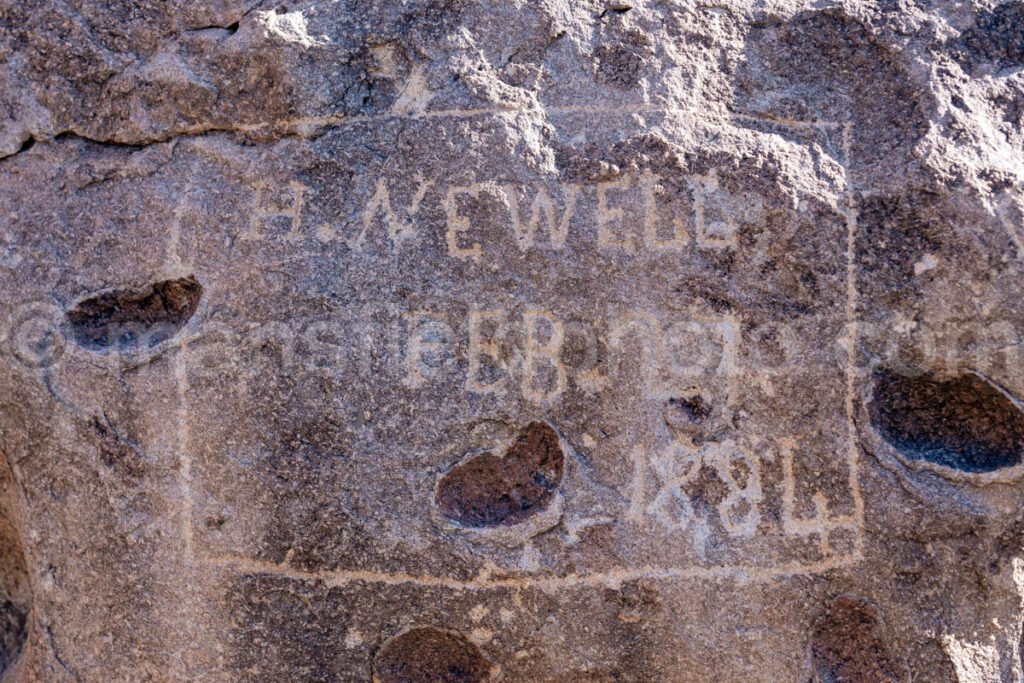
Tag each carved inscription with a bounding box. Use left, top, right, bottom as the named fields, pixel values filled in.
left=395, top=305, right=861, bottom=566
left=182, top=122, right=864, bottom=581
left=248, top=171, right=745, bottom=260
left=622, top=437, right=860, bottom=554
left=626, top=440, right=763, bottom=537
left=404, top=308, right=740, bottom=404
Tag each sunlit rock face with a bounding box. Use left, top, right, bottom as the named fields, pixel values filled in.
left=2, top=1, right=1024, bottom=680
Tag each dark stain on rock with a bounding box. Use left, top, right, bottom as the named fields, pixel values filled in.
left=0, top=598, right=26, bottom=678
left=227, top=574, right=361, bottom=681
left=664, top=395, right=716, bottom=444
left=436, top=422, right=564, bottom=528
left=990, top=517, right=1024, bottom=573
left=737, top=10, right=929, bottom=178
left=66, top=275, right=202, bottom=352
left=811, top=596, right=903, bottom=682
left=374, top=627, right=490, bottom=683
left=253, top=417, right=376, bottom=570
left=869, top=369, right=1024, bottom=473
left=669, top=395, right=712, bottom=426
left=593, top=28, right=651, bottom=88
left=0, top=456, right=30, bottom=678
left=857, top=193, right=944, bottom=303
left=954, top=2, right=1024, bottom=71
left=90, top=413, right=147, bottom=478
left=683, top=465, right=729, bottom=511
left=1019, top=616, right=1024, bottom=681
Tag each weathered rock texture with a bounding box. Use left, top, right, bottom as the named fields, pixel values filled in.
left=2, top=0, right=1024, bottom=680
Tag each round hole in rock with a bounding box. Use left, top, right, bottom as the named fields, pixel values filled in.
left=374, top=627, right=490, bottom=683
left=65, top=275, right=203, bottom=352
left=868, top=369, right=1024, bottom=473
left=435, top=421, right=564, bottom=528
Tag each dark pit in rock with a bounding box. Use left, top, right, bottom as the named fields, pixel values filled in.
left=374, top=627, right=490, bottom=683
left=435, top=421, right=564, bottom=528
left=66, top=275, right=203, bottom=352
left=869, top=369, right=1024, bottom=473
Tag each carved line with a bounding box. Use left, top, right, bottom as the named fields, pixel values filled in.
left=842, top=122, right=866, bottom=558
left=184, top=116, right=864, bottom=585
left=169, top=164, right=196, bottom=562
left=170, top=162, right=199, bottom=681
left=169, top=107, right=844, bottom=142
left=202, top=552, right=862, bottom=591
left=176, top=341, right=194, bottom=560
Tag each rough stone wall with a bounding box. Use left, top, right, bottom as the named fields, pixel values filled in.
left=2, top=0, right=1024, bottom=681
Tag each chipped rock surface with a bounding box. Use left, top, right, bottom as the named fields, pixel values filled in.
left=2, top=0, right=1024, bottom=681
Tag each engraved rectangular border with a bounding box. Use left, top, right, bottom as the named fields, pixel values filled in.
left=174, top=109, right=864, bottom=589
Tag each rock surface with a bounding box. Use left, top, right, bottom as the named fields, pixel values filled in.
left=2, top=0, right=1024, bottom=680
